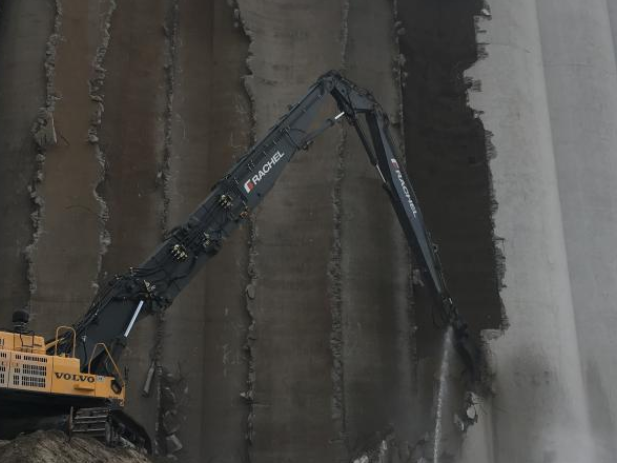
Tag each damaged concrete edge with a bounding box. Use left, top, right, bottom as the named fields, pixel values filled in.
left=160, top=0, right=179, bottom=241
left=473, top=0, right=506, bottom=304
left=232, top=0, right=257, bottom=456
left=390, top=0, right=418, bottom=382
left=243, top=218, right=258, bottom=453
left=391, top=0, right=408, bottom=95
left=389, top=0, right=406, bottom=132
left=26, top=0, right=63, bottom=312
left=234, top=1, right=259, bottom=137
left=328, top=127, right=348, bottom=447
left=465, top=2, right=508, bottom=396
left=155, top=0, right=179, bottom=455
left=88, top=0, right=117, bottom=295
left=327, top=0, right=350, bottom=450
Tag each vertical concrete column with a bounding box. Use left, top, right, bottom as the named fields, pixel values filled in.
left=341, top=0, right=415, bottom=451
left=163, top=1, right=251, bottom=461
left=235, top=2, right=347, bottom=461
left=464, top=0, right=593, bottom=461
left=538, top=1, right=617, bottom=459
left=97, top=0, right=168, bottom=439
left=0, top=0, right=53, bottom=319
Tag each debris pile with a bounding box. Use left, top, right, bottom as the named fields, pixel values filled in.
left=0, top=430, right=150, bottom=463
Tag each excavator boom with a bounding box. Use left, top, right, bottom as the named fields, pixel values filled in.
left=54, top=71, right=475, bottom=380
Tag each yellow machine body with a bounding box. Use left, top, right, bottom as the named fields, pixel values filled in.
left=0, top=329, right=124, bottom=405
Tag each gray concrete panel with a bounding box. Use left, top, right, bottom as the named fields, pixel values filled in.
left=0, top=0, right=53, bottom=320
left=538, top=1, right=617, bottom=460
left=466, top=1, right=593, bottom=461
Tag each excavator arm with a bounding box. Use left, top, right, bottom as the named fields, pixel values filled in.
left=54, top=71, right=475, bottom=378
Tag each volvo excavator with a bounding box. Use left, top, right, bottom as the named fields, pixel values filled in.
left=0, top=71, right=477, bottom=452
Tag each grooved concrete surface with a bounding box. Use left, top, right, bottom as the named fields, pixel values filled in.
left=5, top=0, right=617, bottom=462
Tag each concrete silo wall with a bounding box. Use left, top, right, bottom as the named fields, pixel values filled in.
left=1, top=1, right=617, bottom=462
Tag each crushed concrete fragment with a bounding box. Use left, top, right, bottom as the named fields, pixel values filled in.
left=87, top=131, right=99, bottom=144
left=142, top=360, right=156, bottom=397
left=165, top=434, right=183, bottom=454
left=32, top=110, right=57, bottom=148
left=245, top=283, right=256, bottom=299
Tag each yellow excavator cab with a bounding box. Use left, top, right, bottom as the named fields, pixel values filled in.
left=0, top=328, right=124, bottom=404
left=0, top=313, right=148, bottom=451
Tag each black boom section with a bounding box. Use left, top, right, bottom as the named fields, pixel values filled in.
left=54, top=71, right=474, bottom=377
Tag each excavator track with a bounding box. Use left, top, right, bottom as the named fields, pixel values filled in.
left=71, top=407, right=152, bottom=454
